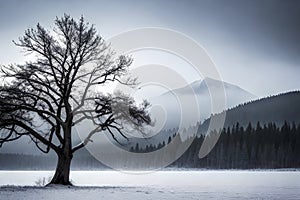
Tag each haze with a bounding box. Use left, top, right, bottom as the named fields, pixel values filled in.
left=1, top=0, right=300, bottom=97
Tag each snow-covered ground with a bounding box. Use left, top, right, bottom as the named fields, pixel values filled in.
left=1, top=170, right=300, bottom=199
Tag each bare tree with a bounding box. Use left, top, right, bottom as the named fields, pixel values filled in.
left=0, top=14, right=151, bottom=185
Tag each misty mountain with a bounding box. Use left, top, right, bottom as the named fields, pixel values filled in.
left=117, top=78, right=256, bottom=149
left=149, top=77, right=256, bottom=129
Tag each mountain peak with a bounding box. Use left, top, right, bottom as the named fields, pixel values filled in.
left=151, top=77, right=257, bottom=127
left=203, top=76, right=221, bottom=82
left=189, top=77, right=222, bottom=91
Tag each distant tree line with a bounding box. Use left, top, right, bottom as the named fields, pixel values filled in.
left=0, top=153, right=106, bottom=170
left=1, top=121, right=300, bottom=170
left=0, top=154, right=55, bottom=170
left=133, top=121, right=300, bottom=169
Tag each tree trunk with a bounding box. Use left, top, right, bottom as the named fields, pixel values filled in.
left=49, top=152, right=73, bottom=185
left=49, top=124, right=73, bottom=185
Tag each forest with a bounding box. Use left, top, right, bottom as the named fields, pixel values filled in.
left=2, top=121, right=299, bottom=170
left=134, top=121, right=300, bottom=169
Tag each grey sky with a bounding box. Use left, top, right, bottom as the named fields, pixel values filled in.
left=0, top=0, right=300, bottom=97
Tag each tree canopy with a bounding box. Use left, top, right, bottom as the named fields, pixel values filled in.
left=0, top=14, right=151, bottom=184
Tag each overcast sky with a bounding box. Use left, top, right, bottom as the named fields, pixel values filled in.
left=0, top=0, right=300, bottom=97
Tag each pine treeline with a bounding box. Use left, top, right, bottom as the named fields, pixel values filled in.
left=1, top=121, right=300, bottom=170
left=135, top=122, right=300, bottom=169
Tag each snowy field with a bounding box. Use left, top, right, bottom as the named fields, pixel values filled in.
left=1, top=170, right=300, bottom=200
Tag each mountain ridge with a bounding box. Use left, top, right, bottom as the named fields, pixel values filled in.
left=149, top=77, right=257, bottom=128
left=199, top=90, right=300, bottom=134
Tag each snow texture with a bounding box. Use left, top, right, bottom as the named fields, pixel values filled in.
left=0, top=171, right=299, bottom=200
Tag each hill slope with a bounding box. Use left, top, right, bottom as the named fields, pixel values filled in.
left=200, top=91, right=300, bottom=132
